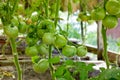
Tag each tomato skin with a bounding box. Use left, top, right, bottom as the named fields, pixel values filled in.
left=76, top=46, right=87, bottom=57
left=25, top=46, right=38, bottom=57
left=11, top=16, right=19, bottom=26
left=37, top=29, right=46, bottom=38
left=37, top=43, right=49, bottom=55
left=37, top=20, right=55, bottom=38
left=62, top=45, right=77, bottom=57
left=42, top=33, right=55, bottom=45
left=33, top=59, right=49, bottom=73
left=91, top=7, right=106, bottom=20
left=26, top=37, right=38, bottom=46
left=4, top=25, right=18, bottom=38
left=105, top=0, right=120, bottom=15
left=116, top=13, right=120, bottom=18
left=102, top=15, right=118, bottom=29
left=17, top=4, right=24, bottom=14
left=78, top=12, right=90, bottom=21
left=54, top=34, right=67, bottom=48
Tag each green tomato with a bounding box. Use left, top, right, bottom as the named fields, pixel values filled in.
left=37, top=29, right=46, bottom=38
left=37, top=19, right=55, bottom=32
left=102, top=15, right=118, bottom=29
left=33, top=59, right=49, bottom=73
left=26, top=37, right=38, bottom=46
left=116, top=13, right=120, bottom=18
left=11, top=16, right=19, bottom=26
left=42, top=32, right=55, bottom=45
left=17, top=4, right=24, bottom=14
left=105, top=0, right=120, bottom=15
left=25, top=46, right=38, bottom=57
left=18, top=21, right=28, bottom=33
left=62, top=45, right=77, bottom=57
left=54, top=34, right=67, bottom=48
left=37, top=43, right=49, bottom=55
left=91, top=7, right=106, bottom=20
left=76, top=46, right=87, bottom=57
left=78, top=12, right=91, bottom=21
left=31, top=12, right=38, bottom=22
left=4, top=25, right=18, bottom=38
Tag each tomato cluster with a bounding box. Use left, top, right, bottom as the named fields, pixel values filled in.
left=90, top=0, right=120, bottom=29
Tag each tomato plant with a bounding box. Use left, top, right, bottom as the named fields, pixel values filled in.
left=1, top=0, right=120, bottom=80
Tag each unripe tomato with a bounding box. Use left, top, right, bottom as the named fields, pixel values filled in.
left=11, top=16, right=19, bottom=26
left=33, top=59, right=49, bottom=73
left=18, top=21, right=28, bottom=33
left=37, top=43, right=49, bottom=55
left=25, top=46, right=38, bottom=57
left=102, top=15, right=118, bottom=29
left=17, top=4, right=24, bottom=14
left=76, top=46, right=87, bottom=57
left=116, top=13, right=120, bottom=18
left=62, top=45, right=77, bottom=57
left=42, top=32, right=55, bottom=45
left=37, top=29, right=46, bottom=38
left=54, top=34, right=67, bottom=48
left=37, top=20, right=55, bottom=38
left=31, top=11, right=38, bottom=22
left=78, top=12, right=90, bottom=21
left=4, top=25, right=18, bottom=38
left=91, top=7, right=106, bottom=20
left=105, top=0, right=120, bottom=15
left=37, top=19, right=55, bottom=33
left=26, top=36, right=38, bottom=46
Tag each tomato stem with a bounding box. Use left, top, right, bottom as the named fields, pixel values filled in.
left=49, top=45, right=56, bottom=80
left=54, top=0, right=61, bottom=28
left=10, top=38, right=22, bottom=80
left=101, top=26, right=110, bottom=69
left=45, top=0, right=49, bottom=18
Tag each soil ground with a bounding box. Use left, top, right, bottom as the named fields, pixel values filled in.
left=0, top=63, right=51, bottom=80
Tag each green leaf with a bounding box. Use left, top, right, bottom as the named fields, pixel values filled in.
left=63, top=70, right=74, bottom=80
left=31, top=56, right=40, bottom=63
left=86, top=63, right=95, bottom=71
left=54, top=66, right=65, bottom=77
left=48, top=56, right=60, bottom=64
left=64, top=60, right=74, bottom=66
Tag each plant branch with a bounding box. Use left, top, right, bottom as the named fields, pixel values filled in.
left=49, top=45, right=56, bottom=80
left=10, top=38, right=22, bottom=80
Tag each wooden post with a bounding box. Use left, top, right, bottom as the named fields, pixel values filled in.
left=97, top=21, right=103, bottom=60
